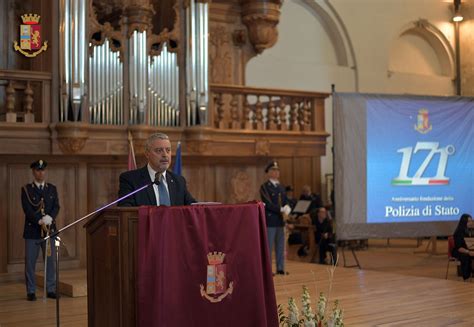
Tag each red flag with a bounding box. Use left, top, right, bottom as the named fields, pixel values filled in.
left=128, top=132, right=137, bottom=171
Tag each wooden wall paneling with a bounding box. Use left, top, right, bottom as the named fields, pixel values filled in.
left=77, top=162, right=88, bottom=267
left=7, top=164, right=33, bottom=265
left=183, top=164, right=216, bottom=203
left=213, top=163, right=258, bottom=204
left=9, top=1, right=32, bottom=71
left=312, top=156, right=322, bottom=202
left=255, top=158, right=269, bottom=200
left=292, top=157, right=313, bottom=199
left=214, top=165, right=230, bottom=204
left=50, top=0, right=58, bottom=123
left=87, top=164, right=127, bottom=211
left=85, top=163, right=126, bottom=268
left=47, top=164, right=78, bottom=260
left=0, top=0, right=7, bottom=69
left=276, top=157, right=293, bottom=191
left=0, top=162, right=7, bottom=272
left=37, top=0, right=53, bottom=72
left=228, top=164, right=258, bottom=203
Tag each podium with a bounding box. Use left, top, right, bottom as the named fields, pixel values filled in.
left=85, top=207, right=139, bottom=326
left=85, top=203, right=278, bottom=327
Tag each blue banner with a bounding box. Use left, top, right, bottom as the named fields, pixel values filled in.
left=367, top=98, right=474, bottom=223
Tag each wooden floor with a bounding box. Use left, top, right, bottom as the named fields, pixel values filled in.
left=1, top=239, right=473, bottom=326
left=36, top=270, right=87, bottom=297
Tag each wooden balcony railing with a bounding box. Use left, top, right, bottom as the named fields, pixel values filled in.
left=0, top=70, right=329, bottom=135
left=0, top=73, right=330, bottom=156
left=210, top=84, right=329, bottom=133
left=0, top=70, right=52, bottom=123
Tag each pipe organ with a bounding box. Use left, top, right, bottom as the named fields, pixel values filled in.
left=185, top=0, right=209, bottom=126
left=129, top=31, right=148, bottom=124
left=148, top=42, right=180, bottom=127
left=59, top=0, right=209, bottom=127
left=89, top=39, right=123, bottom=125
left=59, top=0, right=87, bottom=122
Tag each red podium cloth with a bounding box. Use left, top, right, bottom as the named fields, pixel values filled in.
left=138, top=202, right=278, bottom=327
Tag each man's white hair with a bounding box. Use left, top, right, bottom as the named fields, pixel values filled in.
left=145, top=133, right=170, bottom=151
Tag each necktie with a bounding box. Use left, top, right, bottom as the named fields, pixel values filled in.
left=158, top=174, right=170, bottom=206
left=39, top=185, right=43, bottom=191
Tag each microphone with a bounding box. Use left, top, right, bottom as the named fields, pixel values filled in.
left=154, top=172, right=161, bottom=186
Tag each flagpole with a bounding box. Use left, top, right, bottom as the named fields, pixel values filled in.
left=128, top=131, right=137, bottom=170
left=173, top=141, right=182, bottom=175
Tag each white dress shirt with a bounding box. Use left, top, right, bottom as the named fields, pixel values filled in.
left=269, top=178, right=279, bottom=187
left=34, top=181, right=45, bottom=190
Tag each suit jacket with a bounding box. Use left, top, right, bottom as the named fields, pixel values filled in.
left=21, top=182, right=60, bottom=239
left=260, top=180, right=288, bottom=227
left=118, top=166, right=196, bottom=207
left=300, top=193, right=323, bottom=214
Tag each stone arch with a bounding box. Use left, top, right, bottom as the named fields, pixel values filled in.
left=389, top=19, right=455, bottom=78
left=298, top=0, right=356, bottom=68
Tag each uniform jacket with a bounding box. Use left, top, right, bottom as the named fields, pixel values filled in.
left=260, top=180, right=288, bottom=227
left=21, top=182, right=60, bottom=239
left=118, top=166, right=196, bottom=207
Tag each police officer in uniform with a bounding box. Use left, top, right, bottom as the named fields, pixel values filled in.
left=260, top=161, right=291, bottom=275
left=21, top=160, right=60, bottom=301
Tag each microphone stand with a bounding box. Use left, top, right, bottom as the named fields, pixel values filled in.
left=38, top=177, right=159, bottom=327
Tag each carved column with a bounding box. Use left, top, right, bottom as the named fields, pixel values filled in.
left=123, top=1, right=154, bottom=37
left=267, top=97, right=277, bottom=130
left=290, top=100, right=300, bottom=131
left=6, top=81, right=16, bottom=123
left=241, top=0, right=282, bottom=54
left=278, top=97, right=287, bottom=131
left=215, top=92, right=225, bottom=129
left=230, top=94, right=240, bottom=129
left=254, top=95, right=263, bottom=130
left=23, top=82, right=34, bottom=123
left=243, top=98, right=253, bottom=130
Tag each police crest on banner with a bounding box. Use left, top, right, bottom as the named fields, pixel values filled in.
left=414, top=108, right=432, bottom=134
left=13, top=13, right=48, bottom=58
left=200, top=251, right=234, bottom=303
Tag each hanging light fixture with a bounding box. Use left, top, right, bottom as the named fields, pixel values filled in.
left=453, top=0, right=463, bottom=22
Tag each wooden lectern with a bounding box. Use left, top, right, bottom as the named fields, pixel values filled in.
left=85, top=207, right=138, bottom=327
left=85, top=203, right=279, bottom=327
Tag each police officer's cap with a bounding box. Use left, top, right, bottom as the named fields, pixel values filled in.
left=265, top=161, right=279, bottom=173
left=30, top=160, right=47, bottom=170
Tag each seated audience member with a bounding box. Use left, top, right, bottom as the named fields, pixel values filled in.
left=300, top=185, right=323, bottom=214
left=285, top=186, right=297, bottom=210
left=310, top=207, right=337, bottom=265
left=452, top=213, right=474, bottom=281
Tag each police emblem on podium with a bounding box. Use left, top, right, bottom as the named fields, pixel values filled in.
left=13, top=13, right=48, bottom=58
left=200, top=251, right=234, bottom=303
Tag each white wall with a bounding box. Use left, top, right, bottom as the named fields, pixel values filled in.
left=246, top=0, right=457, bottom=198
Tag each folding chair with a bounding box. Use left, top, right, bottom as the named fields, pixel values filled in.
left=445, top=235, right=459, bottom=279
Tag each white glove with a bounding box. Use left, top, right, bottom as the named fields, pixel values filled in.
left=42, top=215, right=53, bottom=226
left=280, top=205, right=292, bottom=216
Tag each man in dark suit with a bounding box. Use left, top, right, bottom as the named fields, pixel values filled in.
left=21, top=160, right=60, bottom=301
left=118, top=133, right=196, bottom=206
left=310, top=207, right=337, bottom=265
left=299, top=185, right=323, bottom=215
left=260, top=161, right=291, bottom=275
